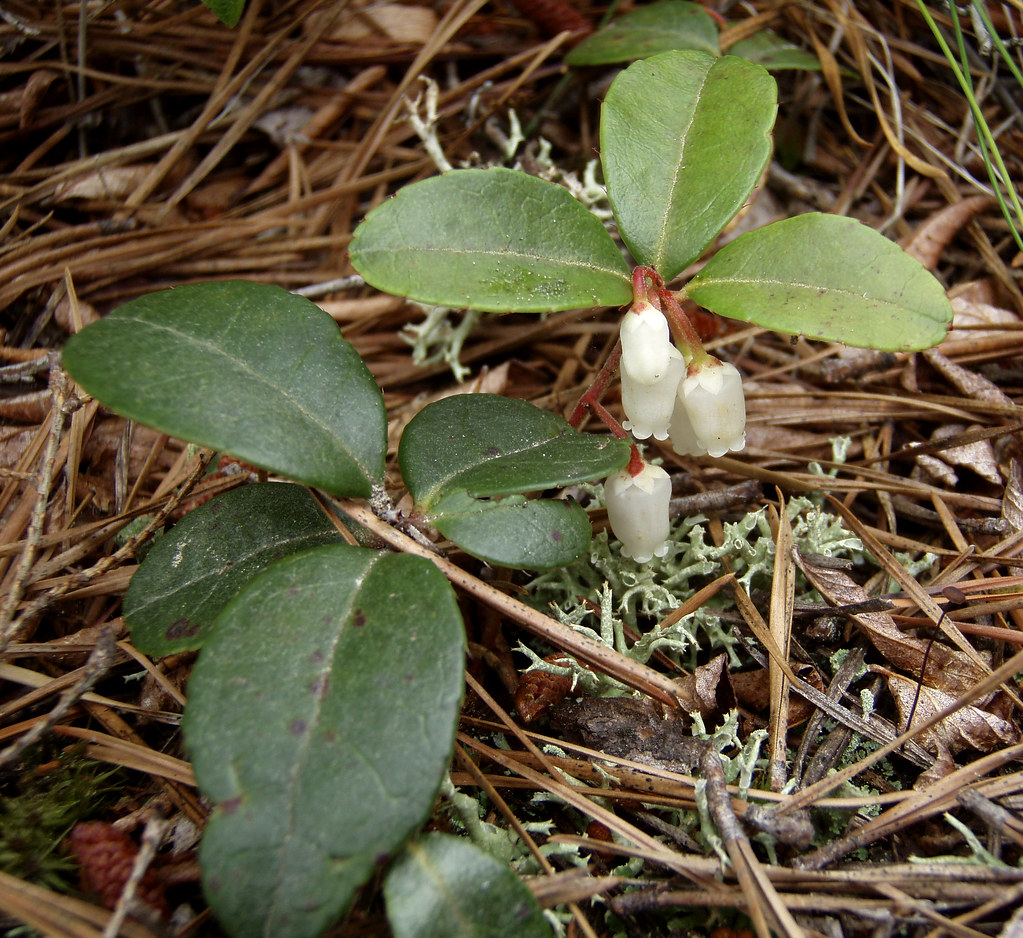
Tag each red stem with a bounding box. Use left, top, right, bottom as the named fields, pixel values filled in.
left=632, top=266, right=664, bottom=309
left=586, top=397, right=630, bottom=440
left=659, top=288, right=708, bottom=363
left=626, top=445, right=645, bottom=477
left=569, top=340, right=621, bottom=429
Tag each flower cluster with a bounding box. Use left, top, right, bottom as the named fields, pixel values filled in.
left=604, top=288, right=747, bottom=563
left=619, top=301, right=746, bottom=457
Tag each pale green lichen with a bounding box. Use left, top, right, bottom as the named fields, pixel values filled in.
left=400, top=304, right=481, bottom=383
left=920, top=814, right=1014, bottom=869
left=526, top=439, right=934, bottom=682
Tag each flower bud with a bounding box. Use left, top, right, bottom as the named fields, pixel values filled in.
left=603, top=463, right=672, bottom=563
left=621, top=346, right=684, bottom=440
left=669, top=358, right=746, bottom=458
left=620, top=302, right=672, bottom=385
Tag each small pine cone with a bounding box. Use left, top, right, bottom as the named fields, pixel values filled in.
left=516, top=654, right=574, bottom=723
left=67, top=822, right=168, bottom=917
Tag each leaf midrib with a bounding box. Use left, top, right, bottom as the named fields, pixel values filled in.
left=692, top=275, right=932, bottom=309
left=354, top=243, right=630, bottom=280
left=264, top=553, right=378, bottom=934
left=419, top=432, right=611, bottom=507
left=122, top=314, right=377, bottom=483
left=652, top=68, right=710, bottom=272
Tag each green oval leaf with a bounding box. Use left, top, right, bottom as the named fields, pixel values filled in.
left=398, top=394, right=630, bottom=510
left=686, top=213, right=954, bottom=350
left=601, top=51, right=777, bottom=281
left=565, top=1, right=719, bottom=66
left=385, top=833, right=553, bottom=938
left=124, top=483, right=341, bottom=657
left=349, top=168, right=632, bottom=312
left=429, top=491, right=592, bottom=570
left=62, top=281, right=386, bottom=497
left=728, top=31, right=823, bottom=71
left=184, top=544, right=465, bottom=938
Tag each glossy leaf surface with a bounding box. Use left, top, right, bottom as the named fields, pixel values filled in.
left=686, top=213, right=954, bottom=350
left=399, top=395, right=629, bottom=568
left=124, top=483, right=341, bottom=656
left=565, top=1, right=719, bottom=65
left=349, top=168, right=632, bottom=312
left=601, top=51, right=776, bottom=281
left=400, top=394, right=630, bottom=508
left=385, top=834, right=553, bottom=938
left=428, top=491, right=592, bottom=570
left=62, top=281, right=386, bottom=497
left=185, top=545, right=465, bottom=938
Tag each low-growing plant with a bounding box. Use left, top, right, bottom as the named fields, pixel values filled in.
left=62, top=49, right=952, bottom=938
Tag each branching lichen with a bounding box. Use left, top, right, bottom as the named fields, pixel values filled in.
left=400, top=304, right=481, bottom=383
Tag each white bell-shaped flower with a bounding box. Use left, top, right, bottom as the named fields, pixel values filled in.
left=620, top=302, right=672, bottom=385
left=667, top=400, right=706, bottom=457
left=621, top=345, right=684, bottom=440
left=604, top=462, right=672, bottom=563
left=669, top=358, right=746, bottom=458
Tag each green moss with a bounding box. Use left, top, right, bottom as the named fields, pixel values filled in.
left=0, top=747, right=122, bottom=892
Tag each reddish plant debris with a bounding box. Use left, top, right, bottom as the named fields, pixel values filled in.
left=507, top=0, right=591, bottom=38
left=710, top=928, right=755, bottom=938
left=66, top=822, right=168, bottom=917
left=688, top=306, right=731, bottom=342
left=516, top=653, right=574, bottom=723
left=585, top=820, right=613, bottom=842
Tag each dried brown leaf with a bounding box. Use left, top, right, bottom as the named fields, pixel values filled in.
left=731, top=663, right=821, bottom=726
left=929, top=424, right=1002, bottom=485
left=0, top=390, right=49, bottom=423
left=796, top=549, right=987, bottom=695
left=53, top=296, right=100, bottom=333
left=673, top=653, right=734, bottom=719
left=550, top=697, right=706, bottom=773
left=53, top=166, right=156, bottom=203
left=20, top=69, right=60, bottom=130
left=922, top=348, right=1014, bottom=408
left=879, top=667, right=1021, bottom=756
left=948, top=295, right=1019, bottom=343
left=912, top=452, right=958, bottom=487
left=1003, top=459, right=1023, bottom=542
left=901, top=195, right=992, bottom=271
left=312, top=3, right=439, bottom=42
left=0, top=426, right=38, bottom=469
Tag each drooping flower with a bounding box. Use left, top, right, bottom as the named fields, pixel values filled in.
left=603, top=462, right=672, bottom=563
left=621, top=346, right=684, bottom=440
left=619, top=302, right=683, bottom=440
left=620, top=301, right=672, bottom=384
left=669, top=357, right=746, bottom=458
